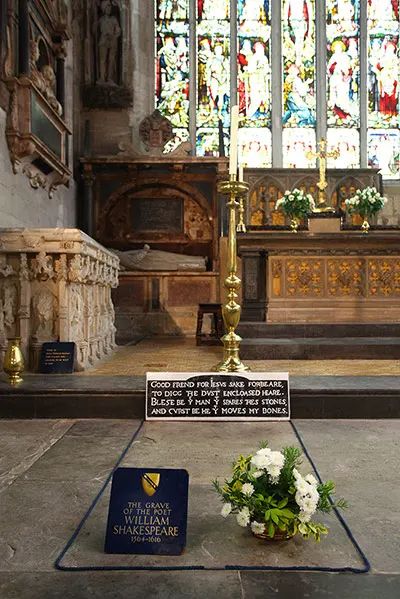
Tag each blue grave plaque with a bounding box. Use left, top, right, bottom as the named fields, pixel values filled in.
left=39, top=342, right=75, bottom=374
left=105, top=467, right=189, bottom=555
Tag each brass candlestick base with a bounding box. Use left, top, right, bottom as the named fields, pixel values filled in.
left=3, top=337, right=24, bottom=385
left=214, top=176, right=250, bottom=373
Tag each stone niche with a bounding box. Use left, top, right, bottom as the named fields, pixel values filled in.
left=0, top=228, right=119, bottom=371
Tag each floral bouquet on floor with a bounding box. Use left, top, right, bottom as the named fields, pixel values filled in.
left=213, top=442, right=347, bottom=542
left=275, top=189, right=316, bottom=232
left=344, top=187, right=387, bottom=233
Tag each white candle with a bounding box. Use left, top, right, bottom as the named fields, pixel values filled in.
left=229, top=105, right=239, bottom=176
left=238, top=163, right=244, bottom=181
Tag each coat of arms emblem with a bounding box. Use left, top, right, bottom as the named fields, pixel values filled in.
left=141, top=472, right=160, bottom=497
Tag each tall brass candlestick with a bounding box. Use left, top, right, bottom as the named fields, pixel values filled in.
left=215, top=175, right=249, bottom=372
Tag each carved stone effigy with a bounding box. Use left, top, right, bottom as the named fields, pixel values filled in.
left=0, top=229, right=119, bottom=371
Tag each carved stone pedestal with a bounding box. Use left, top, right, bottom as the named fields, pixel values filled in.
left=0, top=229, right=119, bottom=371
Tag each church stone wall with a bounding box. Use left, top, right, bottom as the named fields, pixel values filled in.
left=0, top=108, right=76, bottom=228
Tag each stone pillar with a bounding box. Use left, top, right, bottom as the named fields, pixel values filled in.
left=82, top=164, right=95, bottom=237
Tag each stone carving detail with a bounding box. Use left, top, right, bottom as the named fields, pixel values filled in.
left=3, top=2, right=71, bottom=195
left=286, top=260, right=323, bottom=296
left=31, top=288, right=57, bottom=338
left=82, top=0, right=132, bottom=108
left=96, top=0, right=121, bottom=85
left=328, top=259, right=365, bottom=296
left=368, top=259, right=400, bottom=297
left=0, top=229, right=119, bottom=371
left=139, top=110, right=174, bottom=155
left=184, top=198, right=213, bottom=241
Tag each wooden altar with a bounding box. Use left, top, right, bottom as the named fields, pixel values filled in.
left=238, top=227, right=400, bottom=324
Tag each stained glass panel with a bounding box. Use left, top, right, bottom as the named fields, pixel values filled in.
left=326, top=0, right=360, bottom=127
left=196, top=127, right=229, bottom=156
left=282, top=0, right=316, bottom=128
left=239, top=127, right=272, bottom=167
left=327, top=128, right=360, bottom=168
left=368, top=129, right=400, bottom=178
left=155, top=1, right=190, bottom=135
left=197, top=0, right=230, bottom=126
left=282, top=128, right=316, bottom=167
left=237, top=1, right=271, bottom=127
left=367, top=1, right=399, bottom=129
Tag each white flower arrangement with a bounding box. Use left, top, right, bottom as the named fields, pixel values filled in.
left=213, top=442, right=347, bottom=542
left=275, top=188, right=316, bottom=218
left=344, top=187, right=387, bottom=218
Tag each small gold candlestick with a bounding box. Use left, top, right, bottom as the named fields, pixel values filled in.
left=214, top=175, right=249, bottom=372
left=3, top=337, right=25, bottom=385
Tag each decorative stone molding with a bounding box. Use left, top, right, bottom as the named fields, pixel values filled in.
left=0, top=228, right=119, bottom=371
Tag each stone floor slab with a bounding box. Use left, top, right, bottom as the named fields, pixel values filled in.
left=58, top=422, right=366, bottom=572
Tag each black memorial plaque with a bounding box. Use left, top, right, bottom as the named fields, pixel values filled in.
left=146, top=372, right=290, bottom=421
left=39, top=342, right=75, bottom=374
left=105, top=467, right=189, bottom=555
left=132, top=198, right=183, bottom=233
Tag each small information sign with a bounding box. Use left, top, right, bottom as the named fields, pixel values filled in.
left=146, top=372, right=290, bottom=421
left=105, top=467, right=189, bottom=555
left=39, top=342, right=75, bottom=374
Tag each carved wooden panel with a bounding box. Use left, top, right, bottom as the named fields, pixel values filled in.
left=245, top=168, right=382, bottom=229
left=286, top=259, right=323, bottom=297
left=327, top=259, right=365, bottom=297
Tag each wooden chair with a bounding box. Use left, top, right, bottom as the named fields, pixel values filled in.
left=196, top=303, right=224, bottom=346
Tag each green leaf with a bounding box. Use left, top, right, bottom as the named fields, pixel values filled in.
left=271, top=511, right=280, bottom=525
left=264, top=509, right=271, bottom=521
left=277, top=498, right=288, bottom=509
left=268, top=521, right=275, bottom=538
left=279, top=508, right=295, bottom=519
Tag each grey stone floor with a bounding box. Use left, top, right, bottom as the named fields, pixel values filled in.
left=0, top=419, right=399, bottom=598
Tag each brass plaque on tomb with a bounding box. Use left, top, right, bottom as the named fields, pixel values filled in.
left=131, top=198, right=183, bottom=233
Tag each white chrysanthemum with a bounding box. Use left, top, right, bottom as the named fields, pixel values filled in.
left=305, top=473, right=318, bottom=487
left=221, top=503, right=232, bottom=518
left=242, top=482, right=254, bottom=496
left=302, top=498, right=318, bottom=514
left=257, top=447, right=272, bottom=457
left=270, top=451, right=284, bottom=468
left=250, top=453, right=271, bottom=470
left=252, top=470, right=263, bottom=479
left=251, top=521, right=266, bottom=535
left=299, top=511, right=312, bottom=523
left=293, top=468, right=301, bottom=480
left=267, top=465, right=281, bottom=480
left=236, top=508, right=250, bottom=527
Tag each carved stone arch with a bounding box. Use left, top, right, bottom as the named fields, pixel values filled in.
left=97, top=177, right=214, bottom=254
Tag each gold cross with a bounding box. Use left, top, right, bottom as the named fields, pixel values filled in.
left=306, top=138, right=340, bottom=212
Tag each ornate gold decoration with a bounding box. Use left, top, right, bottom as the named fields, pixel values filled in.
left=3, top=337, right=24, bottom=385
left=286, top=260, right=323, bottom=296
left=368, top=260, right=400, bottom=296
left=271, top=260, right=283, bottom=297
left=215, top=175, right=250, bottom=372
left=361, top=219, right=370, bottom=234
left=306, top=138, right=339, bottom=212
left=328, top=260, right=365, bottom=296
left=290, top=217, right=300, bottom=233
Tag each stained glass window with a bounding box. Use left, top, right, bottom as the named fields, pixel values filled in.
left=196, top=0, right=230, bottom=155
left=367, top=0, right=400, bottom=178
left=156, top=1, right=190, bottom=151
left=282, top=0, right=316, bottom=127
left=154, top=1, right=400, bottom=180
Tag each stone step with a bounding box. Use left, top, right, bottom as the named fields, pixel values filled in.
left=238, top=322, right=400, bottom=339
left=0, top=374, right=400, bottom=419
left=240, top=337, right=400, bottom=360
